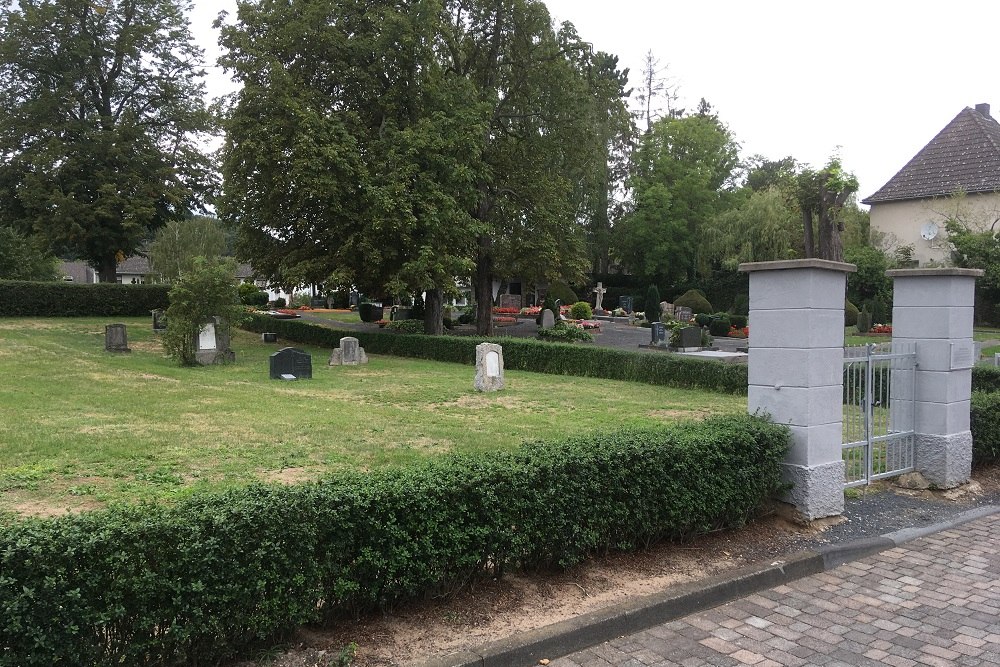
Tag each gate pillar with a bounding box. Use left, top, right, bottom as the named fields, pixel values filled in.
left=888, top=268, right=983, bottom=488
left=740, top=259, right=856, bottom=520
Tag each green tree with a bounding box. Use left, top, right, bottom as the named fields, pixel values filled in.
left=797, top=157, right=859, bottom=262
left=0, top=0, right=216, bottom=282
left=0, top=226, right=59, bottom=280
left=703, top=187, right=801, bottom=270
left=147, top=216, right=227, bottom=283
left=946, top=221, right=1000, bottom=323
left=614, top=109, right=740, bottom=284
left=162, top=257, right=246, bottom=366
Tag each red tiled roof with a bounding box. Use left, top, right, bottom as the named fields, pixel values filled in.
left=863, top=105, right=1000, bottom=204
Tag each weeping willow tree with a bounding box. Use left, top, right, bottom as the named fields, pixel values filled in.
left=702, top=187, right=801, bottom=271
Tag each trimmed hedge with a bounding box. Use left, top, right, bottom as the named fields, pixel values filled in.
left=0, top=414, right=789, bottom=666
left=972, top=391, right=1000, bottom=464
left=0, top=280, right=170, bottom=316
left=245, top=314, right=750, bottom=394
left=972, top=365, right=1000, bottom=394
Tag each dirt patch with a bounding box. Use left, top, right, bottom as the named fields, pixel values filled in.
left=260, top=467, right=319, bottom=485
left=647, top=408, right=713, bottom=420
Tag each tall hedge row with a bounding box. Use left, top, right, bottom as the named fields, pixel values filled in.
left=0, top=415, right=789, bottom=666
left=245, top=314, right=749, bottom=394
left=0, top=280, right=170, bottom=316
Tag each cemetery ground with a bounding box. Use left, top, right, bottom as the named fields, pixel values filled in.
left=0, top=316, right=744, bottom=517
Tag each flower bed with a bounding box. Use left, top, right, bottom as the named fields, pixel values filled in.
left=871, top=324, right=892, bottom=335
left=492, top=307, right=521, bottom=315
left=727, top=326, right=749, bottom=339
left=493, top=316, right=517, bottom=326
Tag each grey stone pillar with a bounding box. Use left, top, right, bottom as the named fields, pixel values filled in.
left=740, top=259, right=856, bottom=520
left=888, top=268, right=983, bottom=488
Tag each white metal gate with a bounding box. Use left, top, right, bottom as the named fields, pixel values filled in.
left=842, top=342, right=917, bottom=487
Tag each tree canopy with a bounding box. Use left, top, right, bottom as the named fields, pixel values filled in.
left=0, top=0, right=216, bottom=282
left=147, top=216, right=228, bottom=283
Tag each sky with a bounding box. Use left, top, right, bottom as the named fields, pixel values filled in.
left=188, top=0, right=1000, bottom=205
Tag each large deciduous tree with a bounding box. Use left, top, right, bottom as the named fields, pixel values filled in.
left=147, top=216, right=227, bottom=283
left=797, top=157, right=858, bottom=262
left=0, top=0, right=216, bottom=282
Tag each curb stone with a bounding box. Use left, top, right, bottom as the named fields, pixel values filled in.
left=416, top=505, right=1000, bottom=667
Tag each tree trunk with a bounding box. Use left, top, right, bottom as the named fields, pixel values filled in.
left=475, top=234, right=494, bottom=336
left=423, top=288, right=444, bottom=335
left=801, top=208, right=815, bottom=258
left=97, top=255, right=118, bottom=283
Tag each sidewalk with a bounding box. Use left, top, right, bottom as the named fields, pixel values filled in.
left=423, top=508, right=1000, bottom=667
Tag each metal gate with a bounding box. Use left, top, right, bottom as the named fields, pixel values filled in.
left=842, top=342, right=917, bottom=487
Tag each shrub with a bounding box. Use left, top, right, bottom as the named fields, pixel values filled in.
left=673, top=289, right=713, bottom=314
left=645, top=285, right=661, bottom=325
left=0, top=280, right=170, bottom=316
left=162, top=259, right=247, bottom=366
left=845, top=300, right=859, bottom=327
left=547, top=280, right=578, bottom=305
left=272, top=297, right=287, bottom=308
left=537, top=321, right=594, bottom=343
left=708, top=317, right=732, bottom=337
left=538, top=294, right=559, bottom=324
left=239, top=282, right=269, bottom=307
left=358, top=302, right=383, bottom=322
left=856, top=307, right=872, bottom=334
left=694, top=312, right=712, bottom=327
left=386, top=319, right=423, bottom=334
left=0, top=415, right=788, bottom=666
left=243, top=315, right=750, bottom=394
left=570, top=301, right=593, bottom=320
left=729, top=314, right=748, bottom=329
left=973, top=365, right=1000, bottom=393
left=971, top=391, right=1000, bottom=464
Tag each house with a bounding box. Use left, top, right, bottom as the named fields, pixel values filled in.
left=864, top=103, right=1000, bottom=266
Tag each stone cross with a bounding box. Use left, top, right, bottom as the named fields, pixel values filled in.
left=592, top=282, right=607, bottom=311
left=474, top=342, right=505, bottom=392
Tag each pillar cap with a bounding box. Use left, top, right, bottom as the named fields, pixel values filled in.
left=739, top=259, right=857, bottom=274
left=886, top=267, right=984, bottom=278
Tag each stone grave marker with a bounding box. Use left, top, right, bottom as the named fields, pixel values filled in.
left=261, top=332, right=278, bottom=343
left=104, top=323, right=131, bottom=353
left=328, top=336, right=369, bottom=366
left=151, top=309, right=167, bottom=332
left=592, top=282, right=607, bottom=313
left=618, top=295, right=633, bottom=313
left=674, top=306, right=693, bottom=323
left=498, top=293, right=522, bottom=311
left=677, top=326, right=702, bottom=350
left=194, top=317, right=235, bottom=365
left=269, top=347, right=312, bottom=380
left=540, top=308, right=556, bottom=329
left=660, top=302, right=674, bottom=318
left=474, top=342, right=505, bottom=392
left=650, top=321, right=667, bottom=346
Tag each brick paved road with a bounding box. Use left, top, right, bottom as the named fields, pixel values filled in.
left=551, top=514, right=1000, bottom=667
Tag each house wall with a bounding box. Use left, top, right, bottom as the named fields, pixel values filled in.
left=869, top=192, right=1000, bottom=266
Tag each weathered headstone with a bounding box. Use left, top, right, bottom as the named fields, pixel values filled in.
left=674, top=306, right=693, bottom=323
left=151, top=309, right=167, bottom=332
left=269, top=347, right=312, bottom=380
left=328, top=336, right=369, bottom=366
left=261, top=332, right=278, bottom=343
left=618, top=295, right=633, bottom=313
left=194, top=317, right=235, bottom=365
left=474, top=342, right=505, bottom=392
left=660, top=302, right=674, bottom=318
left=677, top=326, right=702, bottom=350
left=592, top=282, right=607, bottom=313
left=498, top=293, right=522, bottom=311
left=540, top=309, right=556, bottom=329
left=650, top=321, right=667, bottom=346
left=104, top=323, right=131, bottom=353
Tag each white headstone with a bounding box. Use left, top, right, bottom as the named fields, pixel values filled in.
left=198, top=322, right=217, bottom=351
left=475, top=342, right=505, bottom=392
left=540, top=309, right=556, bottom=329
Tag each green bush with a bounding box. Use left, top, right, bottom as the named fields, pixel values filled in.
left=547, top=280, right=578, bottom=305
left=971, top=391, right=1000, bottom=464
left=729, top=314, right=748, bottom=329
left=243, top=315, right=750, bottom=394
left=537, top=321, right=594, bottom=343
left=570, top=301, right=593, bottom=320
left=973, top=365, right=1000, bottom=393
left=856, top=307, right=872, bottom=334
left=386, top=319, right=423, bottom=334
left=239, top=283, right=269, bottom=307
left=0, top=414, right=788, bottom=666
left=673, top=289, right=713, bottom=314
left=0, top=280, right=170, bottom=316
left=708, top=317, right=732, bottom=337
left=162, top=259, right=248, bottom=366
left=694, top=313, right=712, bottom=327
left=845, top=300, right=859, bottom=327
left=645, top=285, right=661, bottom=325
left=358, top=302, right=383, bottom=322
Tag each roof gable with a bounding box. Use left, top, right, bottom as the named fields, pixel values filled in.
left=863, top=106, right=1000, bottom=204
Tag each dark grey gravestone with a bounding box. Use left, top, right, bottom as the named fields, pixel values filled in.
left=651, top=322, right=666, bottom=345
left=105, top=323, right=131, bottom=352
left=269, top=347, right=312, bottom=380
left=678, top=326, right=702, bottom=349
left=675, top=306, right=693, bottom=323
left=151, top=309, right=167, bottom=332
left=618, top=295, right=633, bottom=312
left=261, top=332, right=278, bottom=343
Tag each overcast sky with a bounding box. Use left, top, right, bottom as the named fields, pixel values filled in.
left=189, top=0, right=1000, bottom=204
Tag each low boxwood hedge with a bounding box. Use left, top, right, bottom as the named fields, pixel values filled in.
left=0, top=280, right=170, bottom=316
left=244, top=314, right=749, bottom=394
left=0, top=414, right=789, bottom=666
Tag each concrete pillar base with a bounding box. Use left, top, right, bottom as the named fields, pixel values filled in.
left=780, top=460, right=845, bottom=520
left=915, top=431, right=973, bottom=489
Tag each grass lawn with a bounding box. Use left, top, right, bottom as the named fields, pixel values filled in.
left=0, top=317, right=744, bottom=517
left=306, top=309, right=367, bottom=324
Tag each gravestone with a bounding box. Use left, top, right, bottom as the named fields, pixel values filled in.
left=151, top=309, right=167, bottom=332
left=677, top=326, right=702, bottom=350
left=261, top=332, right=278, bottom=343
left=618, top=295, right=633, bottom=313
left=194, top=317, right=235, bottom=365
left=474, top=342, right=505, bottom=392
left=104, top=323, right=131, bottom=353
left=660, top=302, right=674, bottom=318
left=674, top=306, right=693, bottom=323
left=328, top=336, right=369, bottom=366
left=650, top=321, right=667, bottom=346
left=540, top=309, right=556, bottom=329
left=592, top=282, right=607, bottom=314
left=269, top=347, right=312, bottom=380
left=498, top=293, right=522, bottom=311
